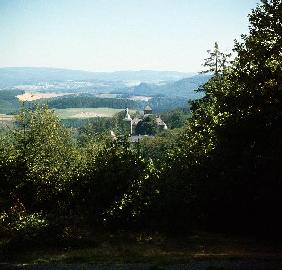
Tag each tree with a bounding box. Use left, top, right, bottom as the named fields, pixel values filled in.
left=71, top=137, right=152, bottom=227
left=202, top=0, right=282, bottom=232
left=12, top=105, right=77, bottom=212
left=160, top=109, right=190, bottom=129
left=160, top=0, right=282, bottom=233
left=135, top=115, right=158, bottom=135
left=201, top=42, right=231, bottom=76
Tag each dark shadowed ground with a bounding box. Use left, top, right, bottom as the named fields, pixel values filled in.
left=1, top=232, right=282, bottom=270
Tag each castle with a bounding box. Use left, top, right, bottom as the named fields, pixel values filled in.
left=123, top=105, right=167, bottom=136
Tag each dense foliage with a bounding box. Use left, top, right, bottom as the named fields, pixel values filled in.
left=1, top=0, right=282, bottom=242
left=28, top=95, right=189, bottom=115
left=0, top=89, right=24, bottom=114
left=43, top=95, right=139, bottom=110
left=135, top=115, right=159, bottom=135
left=161, top=0, right=282, bottom=233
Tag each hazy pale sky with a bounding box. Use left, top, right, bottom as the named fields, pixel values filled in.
left=0, top=0, right=259, bottom=72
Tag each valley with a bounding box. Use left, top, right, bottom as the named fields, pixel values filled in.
left=0, top=68, right=208, bottom=125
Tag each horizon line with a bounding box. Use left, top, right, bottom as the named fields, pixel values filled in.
left=0, top=66, right=199, bottom=74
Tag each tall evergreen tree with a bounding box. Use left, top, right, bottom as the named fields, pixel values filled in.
left=201, top=42, right=231, bottom=76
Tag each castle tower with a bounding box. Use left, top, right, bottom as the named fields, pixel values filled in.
left=123, top=108, right=132, bottom=135
left=144, top=105, right=152, bottom=115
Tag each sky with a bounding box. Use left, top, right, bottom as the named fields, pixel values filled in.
left=0, top=0, right=259, bottom=73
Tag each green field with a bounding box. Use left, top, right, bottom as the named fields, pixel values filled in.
left=54, top=107, right=136, bottom=119
left=0, top=114, right=14, bottom=121
left=0, top=114, right=14, bottom=128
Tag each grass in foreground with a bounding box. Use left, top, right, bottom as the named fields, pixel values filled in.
left=1, top=232, right=282, bottom=265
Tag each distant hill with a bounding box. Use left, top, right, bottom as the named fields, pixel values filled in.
left=0, top=68, right=210, bottom=114
left=0, top=67, right=194, bottom=87
left=0, top=89, right=24, bottom=114
left=116, top=74, right=210, bottom=99
left=157, top=74, right=210, bottom=98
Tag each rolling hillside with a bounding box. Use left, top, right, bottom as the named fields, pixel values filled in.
left=115, top=74, right=210, bottom=98
left=0, top=67, right=193, bottom=87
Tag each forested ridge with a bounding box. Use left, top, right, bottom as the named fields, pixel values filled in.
left=35, top=94, right=188, bottom=113
left=1, top=0, right=282, bottom=251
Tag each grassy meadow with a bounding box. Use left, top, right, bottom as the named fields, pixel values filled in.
left=54, top=107, right=136, bottom=119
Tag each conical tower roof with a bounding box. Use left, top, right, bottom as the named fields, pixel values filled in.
left=123, top=108, right=132, bottom=121
left=144, top=105, right=152, bottom=111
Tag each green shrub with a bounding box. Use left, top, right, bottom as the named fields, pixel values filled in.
left=0, top=204, right=48, bottom=239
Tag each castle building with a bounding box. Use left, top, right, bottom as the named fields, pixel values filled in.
left=122, top=106, right=167, bottom=136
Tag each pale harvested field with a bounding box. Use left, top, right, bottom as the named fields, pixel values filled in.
left=128, top=96, right=152, bottom=102
left=17, top=93, right=67, bottom=102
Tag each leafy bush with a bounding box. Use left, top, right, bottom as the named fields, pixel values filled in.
left=0, top=204, right=48, bottom=239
